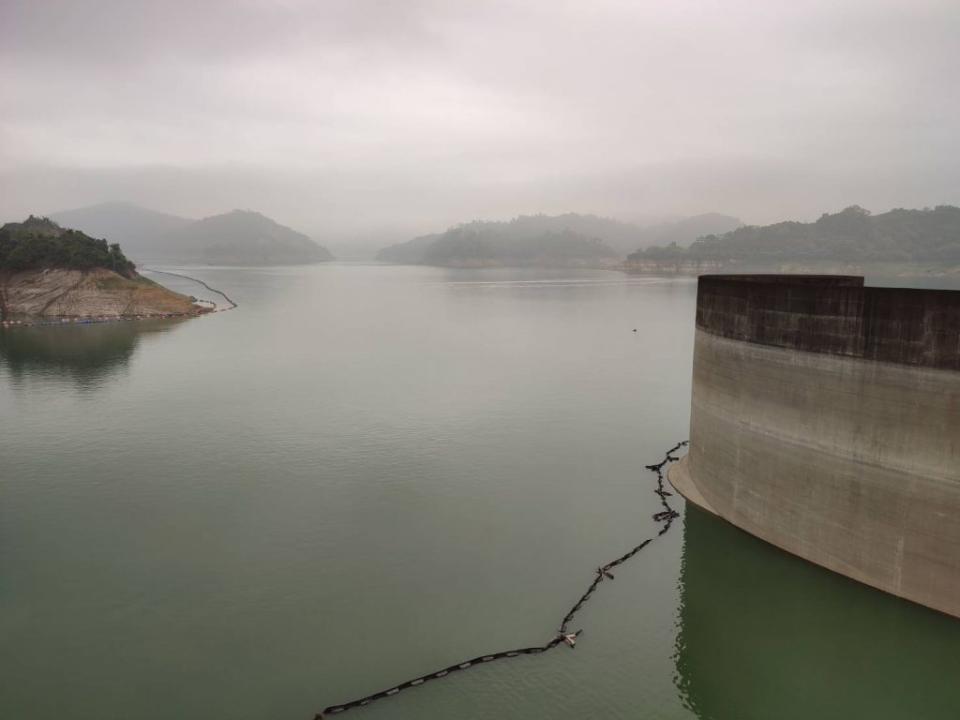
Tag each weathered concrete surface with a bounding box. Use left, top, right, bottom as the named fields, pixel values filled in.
left=696, top=274, right=960, bottom=370
left=667, top=457, right=716, bottom=515
left=684, top=325, right=960, bottom=618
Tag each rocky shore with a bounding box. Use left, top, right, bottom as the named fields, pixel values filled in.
left=0, top=267, right=206, bottom=325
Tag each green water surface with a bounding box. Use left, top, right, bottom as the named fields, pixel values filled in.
left=1, top=265, right=958, bottom=719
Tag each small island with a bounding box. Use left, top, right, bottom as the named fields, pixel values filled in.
left=0, top=216, right=206, bottom=325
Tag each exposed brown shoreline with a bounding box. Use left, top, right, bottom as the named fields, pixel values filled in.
left=0, top=267, right=208, bottom=326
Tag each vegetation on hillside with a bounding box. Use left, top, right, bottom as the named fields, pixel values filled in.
left=378, top=212, right=741, bottom=265
left=635, top=212, right=742, bottom=250
left=628, top=206, right=960, bottom=265
left=48, top=203, right=334, bottom=265
left=161, top=209, right=333, bottom=265
left=378, top=216, right=621, bottom=267
left=0, top=216, right=136, bottom=276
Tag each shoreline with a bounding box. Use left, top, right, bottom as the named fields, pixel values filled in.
left=1, top=310, right=208, bottom=329
left=1, top=267, right=236, bottom=329
left=622, top=260, right=960, bottom=277
left=141, top=268, right=238, bottom=310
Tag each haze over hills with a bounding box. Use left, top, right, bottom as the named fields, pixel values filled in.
left=377, top=212, right=741, bottom=267
left=1, top=215, right=136, bottom=277
left=50, top=203, right=193, bottom=259
left=49, top=203, right=333, bottom=266
left=163, top=210, right=333, bottom=265
left=637, top=213, right=742, bottom=250
left=627, top=205, right=960, bottom=273
left=378, top=216, right=620, bottom=268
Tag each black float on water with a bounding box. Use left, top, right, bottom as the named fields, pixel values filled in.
left=315, top=441, right=688, bottom=718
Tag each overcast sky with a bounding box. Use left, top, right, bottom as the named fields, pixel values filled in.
left=2, top=0, right=958, bottom=241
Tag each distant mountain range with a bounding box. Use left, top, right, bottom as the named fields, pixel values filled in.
left=164, top=210, right=333, bottom=265
left=50, top=202, right=333, bottom=265
left=377, top=212, right=742, bottom=267
left=627, top=205, right=960, bottom=269
left=50, top=202, right=192, bottom=258
left=636, top=213, right=743, bottom=251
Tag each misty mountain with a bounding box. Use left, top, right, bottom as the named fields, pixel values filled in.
left=377, top=212, right=742, bottom=266
left=629, top=205, right=960, bottom=265
left=377, top=216, right=622, bottom=268
left=50, top=202, right=193, bottom=259
left=376, top=234, right=442, bottom=264
left=49, top=203, right=333, bottom=265
left=637, top=213, right=742, bottom=249
left=162, top=210, right=333, bottom=265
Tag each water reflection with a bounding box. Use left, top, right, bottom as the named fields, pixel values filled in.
left=675, top=505, right=960, bottom=720
left=0, top=319, right=186, bottom=388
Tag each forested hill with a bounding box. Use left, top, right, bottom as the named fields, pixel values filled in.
left=377, top=216, right=622, bottom=268
left=637, top=212, right=742, bottom=250
left=0, top=216, right=136, bottom=277
left=162, top=210, right=333, bottom=265
left=628, top=206, right=960, bottom=264
left=376, top=212, right=742, bottom=267
left=49, top=203, right=333, bottom=265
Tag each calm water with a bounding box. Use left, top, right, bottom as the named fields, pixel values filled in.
left=2, top=265, right=958, bottom=720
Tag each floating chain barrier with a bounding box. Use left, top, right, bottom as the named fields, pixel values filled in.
left=316, top=440, right=688, bottom=718
left=142, top=268, right=238, bottom=311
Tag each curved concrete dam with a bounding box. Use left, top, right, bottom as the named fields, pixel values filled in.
left=669, top=274, right=960, bottom=618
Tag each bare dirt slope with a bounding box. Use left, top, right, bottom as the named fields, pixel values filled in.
left=0, top=268, right=202, bottom=320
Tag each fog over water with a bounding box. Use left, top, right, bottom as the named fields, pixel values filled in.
left=3, top=0, right=959, bottom=241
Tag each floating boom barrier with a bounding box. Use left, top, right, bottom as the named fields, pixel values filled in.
left=316, top=441, right=688, bottom=718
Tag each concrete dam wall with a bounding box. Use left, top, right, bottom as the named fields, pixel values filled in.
left=669, top=275, right=960, bottom=618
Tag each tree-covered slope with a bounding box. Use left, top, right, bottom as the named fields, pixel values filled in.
left=422, top=224, right=620, bottom=267
left=0, top=216, right=136, bottom=277
left=377, top=212, right=742, bottom=266
left=49, top=204, right=333, bottom=265
left=0, top=216, right=203, bottom=320
left=377, top=215, right=622, bottom=267
left=162, top=210, right=333, bottom=265
left=628, top=206, right=960, bottom=265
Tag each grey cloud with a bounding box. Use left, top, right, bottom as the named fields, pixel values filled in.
left=2, top=0, right=958, bottom=239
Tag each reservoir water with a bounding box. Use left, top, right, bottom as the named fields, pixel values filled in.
left=2, top=265, right=959, bottom=719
